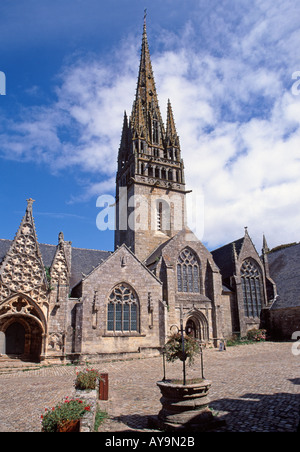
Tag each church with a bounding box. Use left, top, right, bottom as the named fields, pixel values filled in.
left=0, top=19, right=277, bottom=363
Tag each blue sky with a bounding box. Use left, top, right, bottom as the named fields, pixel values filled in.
left=0, top=0, right=300, bottom=253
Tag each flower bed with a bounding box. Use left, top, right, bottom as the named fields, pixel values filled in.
left=41, top=397, right=91, bottom=432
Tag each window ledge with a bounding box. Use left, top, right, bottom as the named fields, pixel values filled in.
left=103, top=332, right=146, bottom=338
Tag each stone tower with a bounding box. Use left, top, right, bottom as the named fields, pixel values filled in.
left=115, top=17, right=188, bottom=261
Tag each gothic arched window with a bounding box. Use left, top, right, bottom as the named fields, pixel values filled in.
left=156, top=199, right=170, bottom=232
left=107, top=284, right=139, bottom=332
left=177, top=248, right=200, bottom=293
left=241, top=259, right=263, bottom=318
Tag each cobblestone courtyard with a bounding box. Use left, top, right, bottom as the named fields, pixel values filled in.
left=0, top=342, right=299, bottom=432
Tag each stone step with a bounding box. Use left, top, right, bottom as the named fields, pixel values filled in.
left=0, top=355, right=42, bottom=373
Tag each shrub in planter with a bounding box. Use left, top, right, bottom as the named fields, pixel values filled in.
left=74, top=368, right=102, bottom=390
left=41, top=397, right=90, bottom=432
left=164, top=333, right=200, bottom=366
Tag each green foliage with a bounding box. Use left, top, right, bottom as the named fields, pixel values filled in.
left=164, top=333, right=200, bottom=366
left=44, top=266, right=54, bottom=290
left=44, top=266, right=51, bottom=282
left=226, top=329, right=267, bottom=346
left=74, top=368, right=102, bottom=390
left=41, top=397, right=90, bottom=432
left=246, top=328, right=266, bottom=342
left=93, top=407, right=108, bottom=432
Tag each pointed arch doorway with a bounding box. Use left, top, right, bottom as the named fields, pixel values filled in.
left=1, top=317, right=43, bottom=361
left=185, top=312, right=209, bottom=343
left=0, top=295, right=47, bottom=362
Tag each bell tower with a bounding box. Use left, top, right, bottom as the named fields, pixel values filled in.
left=115, top=16, right=188, bottom=261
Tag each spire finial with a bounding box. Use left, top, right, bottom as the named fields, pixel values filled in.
left=262, top=234, right=270, bottom=254
left=143, top=8, right=147, bottom=36
left=26, top=198, right=35, bottom=212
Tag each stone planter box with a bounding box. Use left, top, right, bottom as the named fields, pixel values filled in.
left=152, top=379, right=225, bottom=431
left=74, top=389, right=97, bottom=432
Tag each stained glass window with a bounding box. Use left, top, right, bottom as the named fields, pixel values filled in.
left=177, top=248, right=200, bottom=293
left=107, top=284, right=139, bottom=332
left=241, top=260, right=263, bottom=318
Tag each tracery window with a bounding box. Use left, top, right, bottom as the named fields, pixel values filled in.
left=177, top=248, right=200, bottom=293
left=107, top=284, right=139, bottom=332
left=241, top=259, right=263, bottom=317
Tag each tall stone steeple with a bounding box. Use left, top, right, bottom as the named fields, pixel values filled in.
left=115, top=16, right=188, bottom=261
left=131, top=16, right=166, bottom=147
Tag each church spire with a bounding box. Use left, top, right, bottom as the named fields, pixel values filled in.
left=166, top=99, right=180, bottom=147
left=130, top=13, right=165, bottom=146
left=118, top=111, right=131, bottom=171
left=115, top=15, right=187, bottom=259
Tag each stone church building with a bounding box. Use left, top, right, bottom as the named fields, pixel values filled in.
left=0, top=20, right=277, bottom=363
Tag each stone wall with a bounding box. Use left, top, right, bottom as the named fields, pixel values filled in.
left=261, top=306, right=300, bottom=340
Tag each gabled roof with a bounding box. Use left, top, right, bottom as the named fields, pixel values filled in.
left=144, top=236, right=173, bottom=266
left=144, top=227, right=200, bottom=267
left=69, top=247, right=112, bottom=288
left=211, top=237, right=244, bottom=281
left=0, top=238, right=111, bottom=289
left=0, top=199, right=48, bottom=295
left=145, top=227, right=219, bottom=272
left=268, top=243, right=300, bottom=308
left=81, top=243, right=162, bottom=285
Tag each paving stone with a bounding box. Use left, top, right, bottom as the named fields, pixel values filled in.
left=0, top=342, right=299, bottom=432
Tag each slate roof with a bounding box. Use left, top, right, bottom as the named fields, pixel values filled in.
left=268, top=243, right=300, bottom=309
left=211, top=237, right=244, bottom=284
left=0, top=239, right=11, bottom=263
left=144, top=236, right=173, bottom=266
left=0, top=239, right=111, bottom=289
